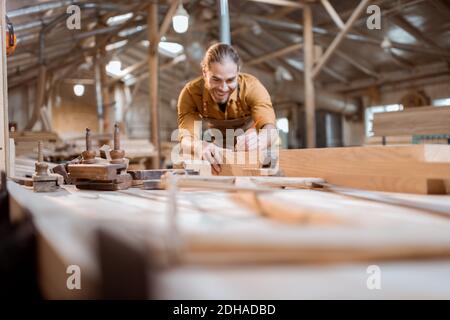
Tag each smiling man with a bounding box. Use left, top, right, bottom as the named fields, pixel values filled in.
left=177, top=43, right=278, bottom=173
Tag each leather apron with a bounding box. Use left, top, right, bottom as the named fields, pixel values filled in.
left=200, top=82, right=254, bottom=149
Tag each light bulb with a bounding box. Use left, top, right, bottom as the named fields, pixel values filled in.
left=172, top=3, right=189, bottom=33
left=106, top=60, right=122, bottom=76
left=73, top=84, right=85, bottom=96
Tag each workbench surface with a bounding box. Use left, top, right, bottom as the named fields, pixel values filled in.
left=7, top=181, right=450, bottom=299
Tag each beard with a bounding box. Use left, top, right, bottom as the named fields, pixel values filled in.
left=210, top=88, right=232, bottom=104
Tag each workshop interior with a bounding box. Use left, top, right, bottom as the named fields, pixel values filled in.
left=1, top=0, right=450, bottom=301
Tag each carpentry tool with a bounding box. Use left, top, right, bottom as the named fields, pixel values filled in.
left=32, top=141, right=62, bottom=192
left=68, top=127, right=132, bottom=191
left=51, top=156, right=82, bottom=184
left=81, top=128, right=96, bottom=164
left=6, top=16, right=16, bottom=56
left=110, top=123, right=125, bottom=164
left=68, top=162, right=132, bottom=191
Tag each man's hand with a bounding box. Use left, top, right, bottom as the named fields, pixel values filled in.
left=257, top=124, right=279, bottom=151
left=235, top=128, right=258, bottom=151
left=235, top=124, right=279, bottom=152
left=180, top=137, right=224, bottom=174
left=201, top=141, right=224, bottom=174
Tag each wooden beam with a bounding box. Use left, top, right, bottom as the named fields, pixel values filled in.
left=247, top=0, right=303, bottom=8
left=312, top=0, right=372, bottom=79
left=372, top=106, right=450, bottom=137
left=0, top=0, right=9, bottom=173
left=320, top=0, right=345, bottom=29
left=334, top=49, right=379, bottom=78
left=280, top=145, right=450, bottom=194
left=94, top=52, right=105, bottom=133
left=390, top=15, right=441, bottom=50
left=158, top=0, right=180, bottom=39
left=322, top=66, right=349, bottom=84
left=107, top=60, right=146, bottom=85
left=245, top=43, right=302, bottom=66
left=303, top=4, right=316, bottom=148
left=148, top=3, right=161, bottom=168
left=325, top=61, right=450, bottom=93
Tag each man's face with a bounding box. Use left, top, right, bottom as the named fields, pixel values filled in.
left=203, top=59, right=238, bottom=104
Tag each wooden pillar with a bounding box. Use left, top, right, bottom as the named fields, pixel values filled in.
left=303, top=4, right=316, bottom=148
left=148, top=2, right=161, bottom=168
left=0, top=0, right=10, bottom=173
left=100, top=48, right=111, bottom=134
left=94, top=52, right=105, bottom=134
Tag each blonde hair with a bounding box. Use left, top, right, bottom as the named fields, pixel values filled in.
left=201, top=43, right=241, bottom=72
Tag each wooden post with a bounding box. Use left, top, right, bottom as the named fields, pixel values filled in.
left=148, top=2, right=161, bottom=168
left=100, top=48, right=111, bottom=134
left=94, top=52, right=105, bottom=134
left=0, top=0, right=10, bottom=173
left=303, top=4, right=316, bottom=148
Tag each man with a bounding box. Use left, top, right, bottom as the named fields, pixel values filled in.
left=177, top=43, right=278, bottom=173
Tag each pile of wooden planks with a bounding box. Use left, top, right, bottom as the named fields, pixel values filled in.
left=279, top=145, right=450, bottom=194
left=11, top=131, right=60, bottom=157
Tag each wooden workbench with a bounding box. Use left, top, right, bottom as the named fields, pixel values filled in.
left=7, top=180, right=450, bottom=299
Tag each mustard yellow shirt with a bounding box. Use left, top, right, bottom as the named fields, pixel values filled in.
left=177, top=73, right=276, bottom=140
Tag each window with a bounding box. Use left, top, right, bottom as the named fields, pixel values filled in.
left=276, top=118, right=289, bottom=133
left=365, top=104, right=403, bottom=137
left=432, top=98, right=450, bottom=107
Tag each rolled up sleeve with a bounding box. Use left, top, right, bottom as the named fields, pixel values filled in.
left=177, top=86, right=202, bottom=141
left=245, top=78, right=276, bottom=130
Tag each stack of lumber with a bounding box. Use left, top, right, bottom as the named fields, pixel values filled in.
left=372, top=106, right=450, bottom=137
left=11, top=131, right=60, bottom=157
left=279, top=145, right=450, bottom=194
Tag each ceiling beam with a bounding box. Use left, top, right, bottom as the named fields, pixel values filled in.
left=320, top=0, right=345, bottom=30
left=246, top=0, right=303, bottom=8
left=245, top=43, right=303, bottom=66
left=390, top=15, right=440, bottom=49
left=312, top=0, right=372, bottom=79
left=158, top=0, right=180, bottom=39
left=334, top=49, right=379, bottom=78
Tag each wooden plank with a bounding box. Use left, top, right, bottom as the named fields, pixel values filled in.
left=0, top=1, right=9, bottom=173
left=373, top=106, right=450, bottom=136
left=279, top=145, right=450, bottom=194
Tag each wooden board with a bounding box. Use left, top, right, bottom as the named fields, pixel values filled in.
left=218, top=150, right=277, bottom=176
left=373, top=106, right=450, bottom=136
left=279, top=145, right=450, bottom=194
